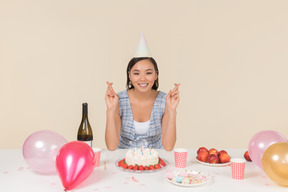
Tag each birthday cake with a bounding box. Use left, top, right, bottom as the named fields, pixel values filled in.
left=117, top=147, right=166, bottom=171
left=125, top=147, right=159, bottom=166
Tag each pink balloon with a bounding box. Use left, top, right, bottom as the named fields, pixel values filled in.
left=248, top=130, right=288, bottom=169
left=22, top=130, right=68, bottom=174
left=56, top=141, right=95, bottom=191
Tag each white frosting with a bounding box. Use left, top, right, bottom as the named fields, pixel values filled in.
left=125, top=148, right=159, bottom=166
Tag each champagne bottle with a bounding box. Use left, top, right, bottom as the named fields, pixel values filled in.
left=77, top=103, right=93, bottom=147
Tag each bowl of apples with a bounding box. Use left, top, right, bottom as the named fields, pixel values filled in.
left=196, top=147, right=231, bottom=167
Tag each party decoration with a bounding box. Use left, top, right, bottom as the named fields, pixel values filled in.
left=248, top=130, right=288, bottom=169
left=22, top=130, right=67, bottom=174
left=262, top=142, right=288, bottom=186
left=134, top=32, right=151, bottom=58
left=56, top=141, right=95, bottom=191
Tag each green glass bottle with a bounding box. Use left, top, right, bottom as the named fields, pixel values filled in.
left=77, top=103, right=93, bottom=147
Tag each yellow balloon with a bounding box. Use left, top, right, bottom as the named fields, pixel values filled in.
left=262, top=142, right=288, bottom=187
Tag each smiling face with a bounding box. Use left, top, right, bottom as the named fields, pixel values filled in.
left=129, top=59, right=158, bottom=93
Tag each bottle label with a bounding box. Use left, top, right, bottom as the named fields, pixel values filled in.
left=81, top=140, right=93, bottom=148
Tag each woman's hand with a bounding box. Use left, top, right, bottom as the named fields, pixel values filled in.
left=105, top=81, right=121, bottom=151
left=162, top=83, right=180, bottom=151
left=165, top=83, right=180, bottom=112
left=105, top=81, right=119, bottom=110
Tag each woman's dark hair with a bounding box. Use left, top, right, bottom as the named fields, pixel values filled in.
left=126, top=57, right=159, bottom=90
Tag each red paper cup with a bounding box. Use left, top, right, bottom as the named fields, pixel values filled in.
left=93, top=148, right=101, bottom=167
left=174, top=148, right=188, bottom=168
left=231, top=158, right=246, bottom=180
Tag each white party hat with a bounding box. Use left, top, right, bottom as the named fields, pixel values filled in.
left=134, top=32, right=151, bottom=58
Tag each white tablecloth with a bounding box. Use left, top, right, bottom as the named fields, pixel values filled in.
left=0, top=149, right=287, bottom=192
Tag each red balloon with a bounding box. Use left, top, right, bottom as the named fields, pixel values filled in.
left=56, top=141, right=95, bottom=191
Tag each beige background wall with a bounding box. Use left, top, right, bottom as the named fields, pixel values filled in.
left=1, top=0, right=288, bottom=149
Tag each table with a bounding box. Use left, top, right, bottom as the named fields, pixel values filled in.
left=0, top=149, right=287, bottom=192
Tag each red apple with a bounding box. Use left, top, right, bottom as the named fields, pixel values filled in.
left=219, top=153, right=230, bottom=163
left=244, top=151, right=252, bottom=162
left=197, top=147, right=209, bottom=155
left=207, top=154, right=219, bottom=164
left=218, top=150, right=228, bottom=156
left=197, top=151, right=209, bottom=162
left=209, top=148, right=219, bottom=156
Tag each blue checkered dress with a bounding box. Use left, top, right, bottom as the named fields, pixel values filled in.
left=117, top=90, right=167, bottom=149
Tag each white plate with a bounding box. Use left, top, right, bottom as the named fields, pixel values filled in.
left=195, top=157, right=231, bottom=167
left=165, top=170, right=211, bottom=187
left=115, top=158, right=168, bottom=173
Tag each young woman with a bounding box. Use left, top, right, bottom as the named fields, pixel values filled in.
left=105, top=57, right=180, bottom=151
